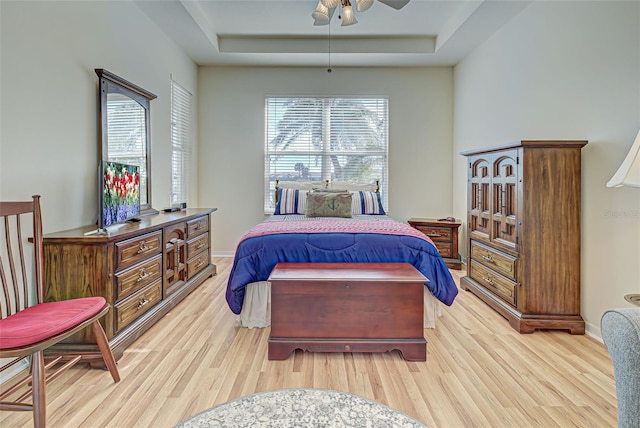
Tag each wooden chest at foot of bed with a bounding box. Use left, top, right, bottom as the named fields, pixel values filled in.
left=267, top=262, right=428, bottom=361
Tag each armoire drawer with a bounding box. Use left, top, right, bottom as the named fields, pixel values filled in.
left=469, top=260, right=517, bottom=306
left=470, top=241, right=517, bottom=281
left=114, top=280, right=162, bottom=331
left=115, top=254, right=163, bottom=300
left=115, top=231, right=162, bottom=270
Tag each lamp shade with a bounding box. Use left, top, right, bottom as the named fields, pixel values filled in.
left=607, top=129, right=640, bottom=188
left=312, top=1, right=330, bottom=25
left=341, top=3, right=358, bottom=26
left=321, top=0, right=341, bottom=8
left=356, top=0, right=374, bottom=12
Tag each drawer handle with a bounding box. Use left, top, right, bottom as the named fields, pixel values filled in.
left=137, top=298, right=150, bottom=310
left=196, top=241, right=206, bottom=250
left=136, top=269, right=152, bottom=282
left=137, top=241, right=151, bottom=254
left=193, top=223, right=203, bottom=231
left=195, top=259, right=206, bottom=268
left=482, top=254, right=495, bottom=263
left=344, top=284, right=350, bottom=289
left=482, top=276, right=495, bottom=285
left=426, top=232, right=442, bottom=237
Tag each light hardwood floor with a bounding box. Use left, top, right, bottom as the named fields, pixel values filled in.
left=1, top=257, right=617, bottom=427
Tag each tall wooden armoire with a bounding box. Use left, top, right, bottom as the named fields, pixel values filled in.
left=460, top=140, right=587, bottom=334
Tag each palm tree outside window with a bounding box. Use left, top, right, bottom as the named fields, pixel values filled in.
left=264, top=97, right=389, bottom=213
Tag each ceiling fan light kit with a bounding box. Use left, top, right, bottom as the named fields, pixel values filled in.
left=313, top=0, right=409, bottom=26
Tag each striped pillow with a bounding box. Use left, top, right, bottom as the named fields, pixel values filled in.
left=351, top=191, right=386, bottom=215
left=274, top=188, right=308, bottom=215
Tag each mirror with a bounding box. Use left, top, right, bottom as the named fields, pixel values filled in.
left=96, top=69, right=157, bottom=213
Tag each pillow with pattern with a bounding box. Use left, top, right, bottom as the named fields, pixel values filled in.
left=274, top=188, right=308, bottom=215
left=351, top=191, right=386, bottom=215
left=305, top=192, right=352, bottom=218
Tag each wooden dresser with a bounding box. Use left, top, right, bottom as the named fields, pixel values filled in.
left=460, top=141, right=587, bottom=334
left=408, top=218, right=462, bottom=269
left=43, top=208, right=217, bottom=361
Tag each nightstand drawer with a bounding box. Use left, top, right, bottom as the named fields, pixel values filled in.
left=433, top=242, right=453, bottom=258
left=470, top=241, right=517, bottom=281
left=413, top=225, right=452, bottom=242
left=469, top=260, right=516, bottom=306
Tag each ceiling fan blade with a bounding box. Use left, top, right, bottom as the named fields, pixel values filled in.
left=377, top=0, right=410, bottom=10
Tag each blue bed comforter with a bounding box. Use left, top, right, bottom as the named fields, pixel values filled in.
left=226, top=216, right=458, bottom=314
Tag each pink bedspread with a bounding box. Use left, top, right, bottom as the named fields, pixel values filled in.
left=239, top=218, right=434, bottom=246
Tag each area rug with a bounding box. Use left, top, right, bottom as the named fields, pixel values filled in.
left=174, top=388, right=426, bottom=427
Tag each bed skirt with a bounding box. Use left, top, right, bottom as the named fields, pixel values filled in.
left=237, top=281, right=442, bottom=329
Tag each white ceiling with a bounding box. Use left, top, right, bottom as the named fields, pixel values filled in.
left=136, top=0, right=531, bottom=67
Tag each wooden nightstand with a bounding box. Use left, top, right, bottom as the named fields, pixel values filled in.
left=408, top=218, right=462, bottom=270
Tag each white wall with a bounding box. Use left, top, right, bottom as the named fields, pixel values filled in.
left=453, top=1, right=640, bottom=336
left=0, top=0, right=198, bottom=234
left=197, top=66, right=454, bottom=255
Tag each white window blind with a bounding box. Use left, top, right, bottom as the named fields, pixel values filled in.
left=264, top=97, right=389, bottom=213
left=170, top=78, right=193, bottom=206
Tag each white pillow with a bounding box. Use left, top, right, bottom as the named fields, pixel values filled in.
left=329, top=181, right=378, bottom=192
left=277, top=180, right=327, bottom=190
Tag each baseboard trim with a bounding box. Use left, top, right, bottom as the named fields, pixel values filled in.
left=212, top=251, right=235, bottom=258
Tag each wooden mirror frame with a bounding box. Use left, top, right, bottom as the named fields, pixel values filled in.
left=95, top=69, right=157, bottom=214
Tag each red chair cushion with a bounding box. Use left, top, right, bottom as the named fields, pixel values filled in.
left=0, top=297, right=107, bottom=349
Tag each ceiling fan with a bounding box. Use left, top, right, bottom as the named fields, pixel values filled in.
left=312, top=0, right=411, bottom=26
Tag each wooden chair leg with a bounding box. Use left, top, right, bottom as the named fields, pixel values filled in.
left=92, top=321, right=120, bottom=383
left=32, top=351, right=46, bottom=428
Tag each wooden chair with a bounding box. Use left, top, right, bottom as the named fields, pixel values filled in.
left=0, top=195, right=120, bottom=427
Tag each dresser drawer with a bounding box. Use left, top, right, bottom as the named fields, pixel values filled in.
left=114, top=280, right=162, bottom=331
left=186, top=232, right=209, bottom=260
left=469, top=260, right=517, bottom=306
left=187, top=251, right=209, bottom=278
left=115, top=231, right=162, bottom=270
left=115, top=254, right=162, bottom=300
left=433, top=242, right=453, bottom=258
left=187, top=216, right=208, bottom=238
left=470, top=241, right=517, bottom=281
left=414, top=225, right=452, bottom=242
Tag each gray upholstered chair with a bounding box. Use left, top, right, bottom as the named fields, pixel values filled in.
left=601, top=308, right=640, bottom=428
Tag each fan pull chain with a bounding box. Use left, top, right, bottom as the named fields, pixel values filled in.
left=327, top=21, right=332, bottom=73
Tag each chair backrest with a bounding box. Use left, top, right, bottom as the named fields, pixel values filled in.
left=0, top=195, right=44, bottom=319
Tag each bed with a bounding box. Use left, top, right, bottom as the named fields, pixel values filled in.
left=225, top=181, right=458, bottom=329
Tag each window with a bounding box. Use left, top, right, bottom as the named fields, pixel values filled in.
left=264, top=97, right=389, bottom=213
left=170, top=78, right=193, bottom=206
left=106, top=94, right=148, bottom=203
